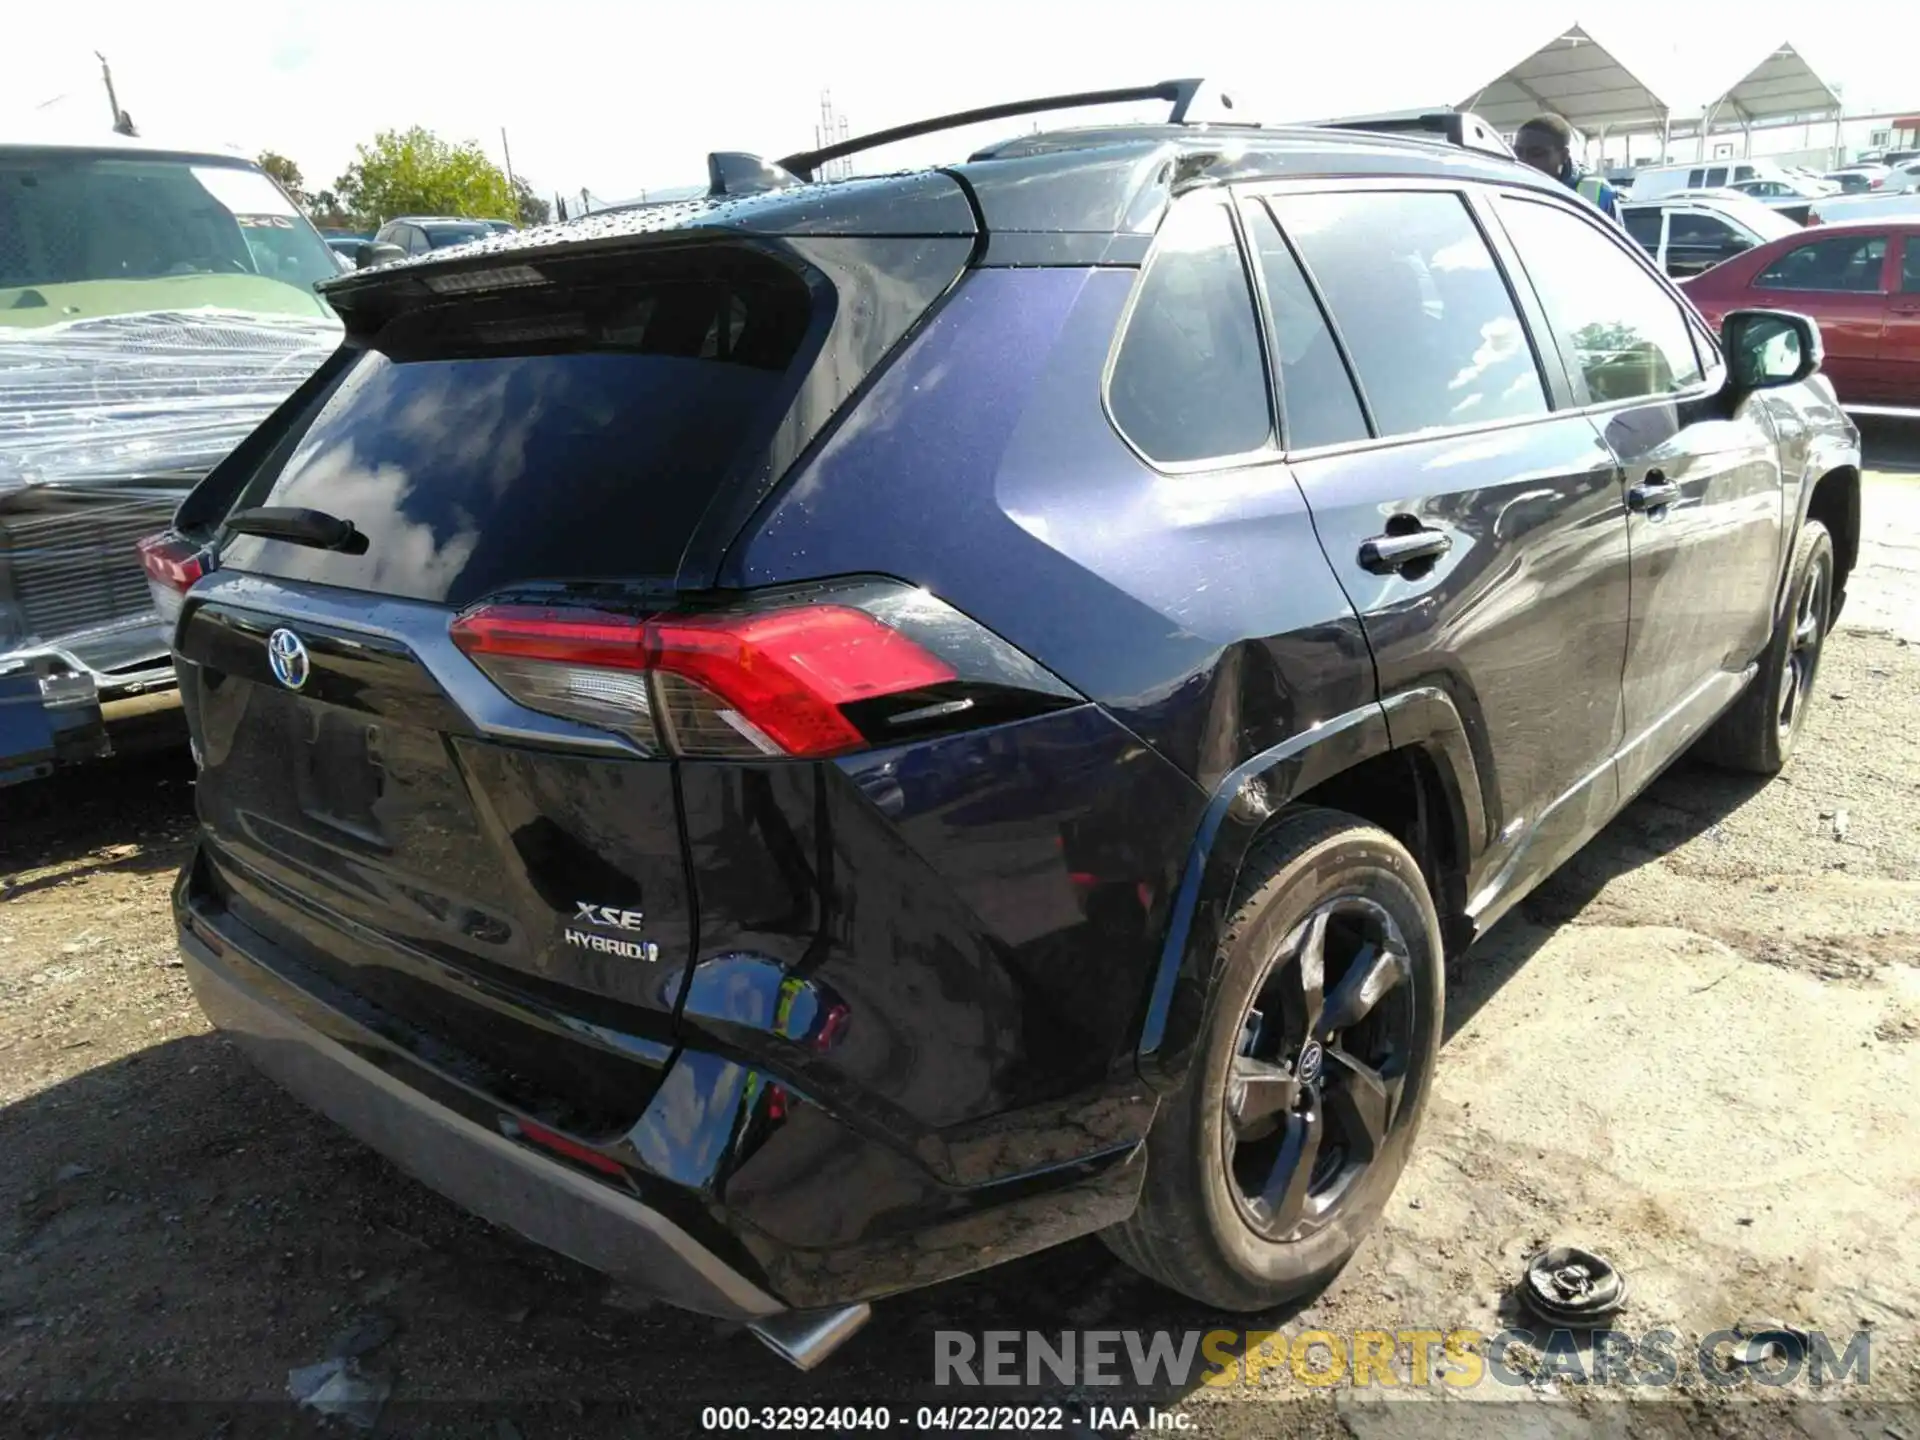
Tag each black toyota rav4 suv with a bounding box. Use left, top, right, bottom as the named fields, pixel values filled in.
left=150, top=83, right=1861, bottom=1367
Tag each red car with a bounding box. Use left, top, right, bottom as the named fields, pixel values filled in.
left=1682, top=220, right=1920, bottom=407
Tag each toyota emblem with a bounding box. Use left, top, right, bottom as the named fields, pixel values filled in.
left=267, top=628, right=310, bottom=691
left=1297, top=1040, right=1324, bottom=1084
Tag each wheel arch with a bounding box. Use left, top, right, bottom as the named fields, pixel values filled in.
left=1802, top=463, right=1860, bottom=621
left=1134, top=689, right=1486, bottom=1093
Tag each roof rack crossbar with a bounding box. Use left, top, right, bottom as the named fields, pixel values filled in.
left=776, top=79, right=1204, bottom=179
left=1310, top=109, right=1514, bottom=159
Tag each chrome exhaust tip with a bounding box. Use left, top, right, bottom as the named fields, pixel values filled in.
left=748, top=1302, right=873, bottom=1370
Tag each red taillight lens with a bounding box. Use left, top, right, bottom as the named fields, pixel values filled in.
left=137, top=533, right=205, bottom=593
left=138, top=532, right=207, bottom=631
left=450, top=600, right=958, bottom=758
left=651, top=607, right=955, bottom=756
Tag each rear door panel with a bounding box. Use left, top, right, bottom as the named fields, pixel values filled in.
left=1742, top=236, right=1893, bottom=402
left=1888, top=233, right=1920, bottom=405
left=1262, top=183, right=1632, bottom=919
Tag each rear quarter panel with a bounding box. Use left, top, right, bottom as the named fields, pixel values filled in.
left=722, top=264, right=1380, bottom=1139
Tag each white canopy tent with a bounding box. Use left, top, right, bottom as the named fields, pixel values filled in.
left=1676, top=43, right=1842, bottom=159
left=1455, top=24, right=1672, bottom=153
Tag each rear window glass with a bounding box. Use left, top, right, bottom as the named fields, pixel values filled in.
left=424, top=224, right=492, bottom=247
left=220, top=258, right=814, bottom=604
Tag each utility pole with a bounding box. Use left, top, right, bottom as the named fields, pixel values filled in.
left=96, top=52, right=134, bottom=136
left=500, top=127, right=518, bottom=206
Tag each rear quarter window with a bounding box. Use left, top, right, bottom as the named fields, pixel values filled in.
left=1107, top=198, right=1272, bottom=465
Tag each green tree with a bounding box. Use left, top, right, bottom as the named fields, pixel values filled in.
left=257, top=151, right=306, bottom=206
left=307, top=189, right=352, bottom=231
left=513, top=176, right=552, bottom=228
left=333, top=128, right=514, bottom=230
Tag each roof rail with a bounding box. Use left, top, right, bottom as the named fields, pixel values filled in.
left=772, top=79, right=1206, bottom=182
left=1311, top=108, right=1514, bottom=159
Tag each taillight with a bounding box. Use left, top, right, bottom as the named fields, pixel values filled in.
left=449, top=582, right=1077, bottom=759
left=137, top=532, right=208, bottom=629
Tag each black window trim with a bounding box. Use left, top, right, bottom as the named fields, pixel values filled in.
left=1232, top=174, right=1571, bottom=461
left=1099, top=191, right=1283, bottom=476
left=1235, top=193, right=1377, bottom=449
left=1484, top=186, right=1727, bottom=417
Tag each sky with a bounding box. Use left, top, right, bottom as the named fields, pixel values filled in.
left=13, top=1, right=1916, bottom=208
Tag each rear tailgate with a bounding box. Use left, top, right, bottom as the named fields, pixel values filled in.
left=175, top=199, right=975, bottom=1128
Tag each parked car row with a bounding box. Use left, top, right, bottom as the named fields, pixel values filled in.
left=1621, top=191, right=1800, bottom=277
left=1, top=131, right=344, bottom=781
left=1684, top=220, right=1920, bottom=408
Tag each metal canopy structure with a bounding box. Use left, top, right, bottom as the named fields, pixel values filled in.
left=1703, top=43, right=1840, bottom=126
left=1456, top=24, right=1670, bottom=137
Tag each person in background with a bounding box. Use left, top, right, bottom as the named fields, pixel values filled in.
left=1513, top=114, right=1622, bottom=223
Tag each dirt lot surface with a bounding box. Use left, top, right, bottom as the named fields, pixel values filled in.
left=3, top=428, right=1919, bottom=1438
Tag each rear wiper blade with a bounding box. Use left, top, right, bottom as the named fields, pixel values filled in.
left=225, top=506, right=367, bottom=554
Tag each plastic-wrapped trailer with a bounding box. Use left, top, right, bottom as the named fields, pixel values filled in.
left=1, top=132, right=344, bottom=779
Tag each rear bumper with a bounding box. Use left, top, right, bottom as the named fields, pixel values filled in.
left=178, top=840, right=1148, bottom=1316
left=179, top=926, right=784, bottom=1322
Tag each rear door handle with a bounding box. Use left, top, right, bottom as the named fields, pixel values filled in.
left=1358, top=528, right=1452, bottom=575
left=1627, top=472, right=1681, bottom=513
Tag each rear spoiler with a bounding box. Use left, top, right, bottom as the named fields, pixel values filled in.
left=1309, top=109, right=1515, bottom=159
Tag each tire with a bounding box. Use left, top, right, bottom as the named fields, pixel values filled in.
left=1695, top=520, right=1834, bottom=776
left=1104, top=806, right=1444, bottom=1311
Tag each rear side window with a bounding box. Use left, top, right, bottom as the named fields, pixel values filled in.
left=1687, top=169, right=1706, bottom=188
left=221, top=252, right=815, bottom=605
left=1755, top=235, right=1889, bottom=292
left=1108, top=199, right=1271, bottom=464
left=1270, top=190, right=1548, bottom=440
left=1242, top=203, right=1369, bottom=450
left=1671, top=213, right=1739, bottom=246
left=1904, top=238, right=1920, bottom=292
left=1498, top=196, right=1703, bottom=403
left=1623, top=209, right=1662, bottom=249
left=425, top=223, right=492, bottom=248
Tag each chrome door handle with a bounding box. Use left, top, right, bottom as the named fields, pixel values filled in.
left=1627, top=472, right=1681, bottom=513
left=1358, top=529, right=1452, bottom=575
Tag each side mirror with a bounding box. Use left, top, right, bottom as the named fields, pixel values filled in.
left=1723, top=309, right=1821, bottom=392
left=356, top=242, right=407, bottom=270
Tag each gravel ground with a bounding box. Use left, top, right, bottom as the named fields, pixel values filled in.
left=2, top=428, right=1918, bottom=1437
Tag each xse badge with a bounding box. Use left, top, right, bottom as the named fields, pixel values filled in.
left=564, top=900, right=660, bottom=963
